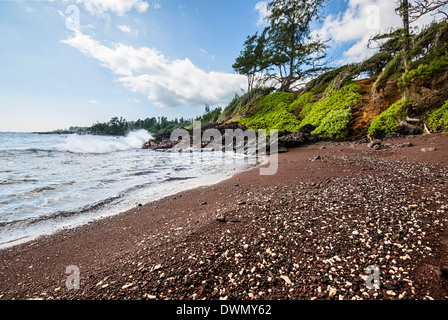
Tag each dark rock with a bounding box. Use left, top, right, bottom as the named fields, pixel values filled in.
left=277, top=146, right=289, bottom=154
left=278, top=127, right=318, bottom=148
left=394, top=142, right=413, bottom=148
left=297, top=124, right=316, bottom=134
left=143, top=140, right=175, bottom=150
left=397, top=123, right=423, bottom=136
left=367, top=139, right=382, bottom=148
left=373, top=144, right=382, bottom=151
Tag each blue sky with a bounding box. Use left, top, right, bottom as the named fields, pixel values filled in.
left=0, top=0, right=443, bottom=132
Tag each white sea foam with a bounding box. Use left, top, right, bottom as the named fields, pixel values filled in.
left=53, top=130, right=152, bottom=154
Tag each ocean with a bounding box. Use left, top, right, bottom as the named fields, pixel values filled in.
left=0, top=131, right=255, bottom=249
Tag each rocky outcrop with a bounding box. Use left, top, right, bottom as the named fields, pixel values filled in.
left=143, top=123, right=322, bottom=154
left=278, top=124, right=319, bottom=148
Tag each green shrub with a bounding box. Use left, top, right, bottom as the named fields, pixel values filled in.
left=237, top=91, right=301, bottom=134
left=220, top=87, right=275, bottom=121
left=312, top=108, right=352, bottom=139
left=428, top=100, right=448, bottom=132
left=367, top=99, right=410, bottom=137
left=374, top=53, right=403, bottom=92
left=288, top=92, right=317, bottom=119
left=299, top=81, right=362, bottom=129
left=400, top=54, right=448, bottom=86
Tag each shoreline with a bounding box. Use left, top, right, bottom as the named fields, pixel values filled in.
left=0, top=143, right=262, bottom=250
left=1, top=133, right=448, bottom=300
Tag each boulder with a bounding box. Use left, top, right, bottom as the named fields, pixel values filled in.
left=367, top=139, right=382, bottom=148
left=393, top=142, right=413, bottom=148
left=278, top=125, right=318, bottom=148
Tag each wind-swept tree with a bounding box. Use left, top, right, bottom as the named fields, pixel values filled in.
left=410, top=0, right=448, bottom=21
left=233, top=29, right=268, bottom=102
left=263, top=0, right=329, bottom=92
left=396, top=0, right=412, bottom=98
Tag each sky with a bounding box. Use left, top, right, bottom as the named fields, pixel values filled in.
left=0, top=0, right=445, bottom=132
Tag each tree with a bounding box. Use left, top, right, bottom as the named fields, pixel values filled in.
left=410, top=0, right=448, bottom=21
left=263, top=0, right=329, bottom=92
left=232, top=29, right=268, bottom=102
left=396, top=0, right=412, bottom=98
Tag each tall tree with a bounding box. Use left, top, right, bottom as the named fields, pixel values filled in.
left=233, top=30, right=268, bottom=102
left=263, top=0, right=328, bottom=92
left=396, top=0, right=412, bottom=98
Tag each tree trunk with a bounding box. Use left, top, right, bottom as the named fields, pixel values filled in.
left=402, top=0, right=411, bottom=99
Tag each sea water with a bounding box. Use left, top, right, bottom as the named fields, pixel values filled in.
left=0, top=131, right=255, bottom=249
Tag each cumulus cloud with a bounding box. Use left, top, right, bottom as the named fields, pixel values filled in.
left=61, top=31, right=246, bottom=108
left=73, top=0, right=149, bottom=16
left=312, top=0, right=441, bottom=64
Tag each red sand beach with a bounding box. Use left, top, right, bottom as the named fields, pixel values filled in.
left=1, top=133, right=448, bottom=300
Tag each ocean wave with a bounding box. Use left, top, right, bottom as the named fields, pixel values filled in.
left=0, top=130, right=152, bottom=154
left=53, top=130, right=152, bottom=154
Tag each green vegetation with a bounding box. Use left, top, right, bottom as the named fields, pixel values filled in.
left=373, top=53, right=404, bottom=92
left=367, top=99, right=411, bottom=137
left=197, top=105, right=222, bottom=125
left=237, top=92, right=301, bottom=133
left=234, top=81, right=361, bottom=139
left=84, top=116, right=193, bottom=135
left=219, top=87, right=275, bottom=122
left=293, top=92, right=318, bottom=120
left=299, top=81, right=361, bottom=131
left=88, top=117, right=130, bottom=136
left=400, top=54, right=448, bottom=86
left=428, top=100, right=448, bottom=132
left=312, top=109, right=352, bottom=139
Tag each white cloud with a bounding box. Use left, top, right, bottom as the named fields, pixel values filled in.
left=255, top=1, right=270, bottom=27
left=128, top=98, right=141, bottom=103
left=312, top=0, right=442, bottom=64
left=25, top=6, right=36, bottom=13
left=74, top=0, right=149, bottom=16
left=89, top=99, right=99, bottom=104
left=61, top=31, right=247, bottom=108
left=82, top=24, right=97, bottom=30
left=117, top=24, right=138, bottom=35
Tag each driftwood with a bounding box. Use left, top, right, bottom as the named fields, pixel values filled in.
left=424, top=123, right=432, bottom=135
left=406, top=117, right=421, bottom=123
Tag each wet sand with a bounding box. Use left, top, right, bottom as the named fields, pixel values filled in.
left=1, top=133, right=448, bottom=300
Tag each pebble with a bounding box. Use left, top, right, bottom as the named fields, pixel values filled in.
left=421, top=147, right=437, bottom=152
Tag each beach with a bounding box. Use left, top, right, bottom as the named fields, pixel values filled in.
left=1, top=133, right=448, bottom=300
